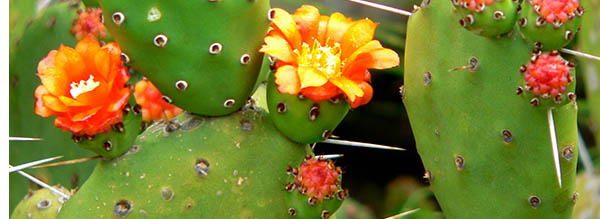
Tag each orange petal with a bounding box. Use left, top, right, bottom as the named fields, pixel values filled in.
left=341, top=19, right=377, bottom=59
left=300, top=82, right=341, bottom=101
left=71, top=106, right=102, bottom=122
left=349, top=82, right=373, bottom=108
left=107, top=88, right=130, bottom=112
left=34, top=86, right=54, bottom=117
left=58, top=96, right=88, bottom=107
left=293, top=5, right=320, bottom=42
left=55, top=117, right=84, bottom=133
left=271, top=8, right=302, bottom=49
left=56, top=45, right=86, bottom=80
left=94, top=47, right=111, bottom=80
left=41, top=95, right=68, bottom=112
left=359, top=48, right=400, bottom=69
left=326, top=13, right=353, bottom=43
left=260, top=35, right=296, bottom=63
left=330, top=77, right=364, bottom=102
left=274, top=65, right=300, bottom=95
left=346, top=40, right=384, bottom=62
left=345, top=46, right=400, bottom=72
left=38, top=67, right=69, bottom=97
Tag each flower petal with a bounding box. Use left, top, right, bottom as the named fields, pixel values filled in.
left=341, top=19, right=377, bottom=58
left=71, top=106, right=102, bottom=122
left=107, top=88, right=130, bottom=112
left=300, top=82, right=341, bottom=101
left=347, top=40, right=383, bottom=62
left=271, top=8, right=302, bottom=49
left=298, top=67, right=328, bottom=89
left=42, top=95, right=68, bottom=112
left=293, top=5, right=321, bottom=42
left=260, top=35, right=296, bottom=63
left=34, top=86, right=54, bottom=117
left=274, top=65, right=301, bottom=95
left=330, top=77, right=364, bottom=102
left=358, top=48, right=400, bottom=69
left=38, top=67, right=69, bottom=97
left=349, top=82, right=373, bottom=108
left=326, top=13, right=353, bottom=43
left=316, top=15, right=330, bottom=45
left=56, top=45, right=86, bottom=80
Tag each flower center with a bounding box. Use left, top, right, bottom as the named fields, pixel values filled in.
left=297, top=41, right=343, bottom=79
left=70, top=75, right=100, bottom=98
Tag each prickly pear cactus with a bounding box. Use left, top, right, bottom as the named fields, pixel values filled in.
left=11, top=186, right=71, bottom=219
left=99, top=0, right=270, bottom=116
left=9, top=2, right=97, bottom=212
left=58, top=109, right=344, bottom=218
left=403, top=0, right=579, bottom=218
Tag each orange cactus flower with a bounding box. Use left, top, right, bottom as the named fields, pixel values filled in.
left=71, top=8, right=106, bottom=40
left=134, top=79, right=183, bottom=122
left=260, top=5, right=400, bottom=108
left=34, top=36, right=130, bottom=136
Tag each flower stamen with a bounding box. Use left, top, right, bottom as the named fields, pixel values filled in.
left=70, top=75, right=100, bottom=98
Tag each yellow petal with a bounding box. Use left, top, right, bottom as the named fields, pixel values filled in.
left=38, top=67, right=69, bottom=96
left=271, top=8, right=302, bottom=49
left=298, top=67, right=328, bottom=89
left=330, top=77, right=364, bottom=101
left=326, top=13, right=353, bottom=43
left=59, top=96, right=88, bottom=107
left=260, top=35, right=296, bottom=63
left=341, top=19, right=377, bottom=58
left=274, top=65, right=301, bottom=95
left=361, top=48, right=400, bottom=69
left=42, top=95, right=68, bottom=112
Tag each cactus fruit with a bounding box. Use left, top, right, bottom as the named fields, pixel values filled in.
left=98, top=0, right=270, bottom=116
left=9, top=2, right=98, bottom=212
left=451, top=0, right=519, bottom=37
left=58, top=109, right=344, bottom=218
left=11, top=186, right=72, bottom=219
left=518, top=0, right=583, bottom=50
left=403, top=0, right=579, bottom=218
left=133, top=79, right=183, bottom=122
left=261, top=6, right=399, bottom=144
left=517, top=51, right=576, bottom=107
left=71, top=7, right=106, bottom=40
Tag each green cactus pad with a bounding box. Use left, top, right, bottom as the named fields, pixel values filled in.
left=404, top=0, right=579, bottom=218
left=518, top=0, right=583, bottom=50
left=267, top=76, right=350, bottom=144
left=11, top=186, right=72, bottom=219
left=9, top=2, right=97, bottom=213
left=58, top=109, right=343, bottom=218
left=99, top=0, right=270, bottom=116
left=451, top=0, right=518, bottom=37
